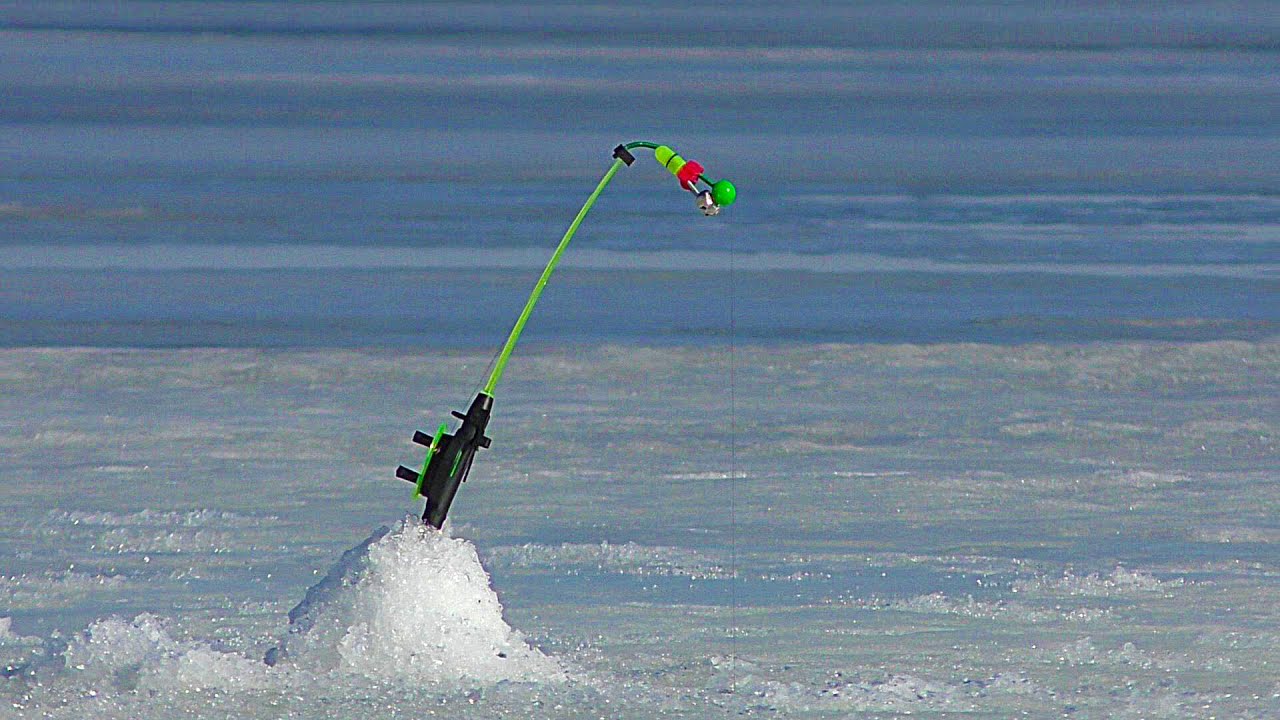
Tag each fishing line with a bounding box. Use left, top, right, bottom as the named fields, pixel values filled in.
left=729, top=202, right=738, bottom=696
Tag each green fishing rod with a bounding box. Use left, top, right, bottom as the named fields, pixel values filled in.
left=396, top=141, right=737, bottom=528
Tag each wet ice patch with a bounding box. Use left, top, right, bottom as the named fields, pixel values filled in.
left=272, top=518, right=564, bottom=685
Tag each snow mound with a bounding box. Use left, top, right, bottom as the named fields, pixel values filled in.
left=271, top=518, right=564, bottom=685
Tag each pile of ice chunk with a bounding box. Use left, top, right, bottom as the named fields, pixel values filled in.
left=271, top=518, right=565, bottom=685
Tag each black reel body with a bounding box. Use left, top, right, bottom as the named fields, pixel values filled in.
left=396, top=392, right=493, bottom=528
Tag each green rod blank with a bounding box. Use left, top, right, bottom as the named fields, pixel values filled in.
left=483, top=157, right=627, bottom=396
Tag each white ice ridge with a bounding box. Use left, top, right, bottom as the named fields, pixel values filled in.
left=64, top=614, right=271, bottom=692
left=486, top=540, right=730, bottom=579
left=269, top=517, right=565, bottom=685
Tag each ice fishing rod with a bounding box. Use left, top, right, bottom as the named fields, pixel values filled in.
left=396, top=141, right=737, bottom=528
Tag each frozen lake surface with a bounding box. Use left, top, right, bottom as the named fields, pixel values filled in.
left=2, top=342, right=1276, bottom=718
left=2, top=1, right=1277, bottom=716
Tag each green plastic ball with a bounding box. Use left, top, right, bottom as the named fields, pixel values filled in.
left=711, top=180, right=736, bottom=207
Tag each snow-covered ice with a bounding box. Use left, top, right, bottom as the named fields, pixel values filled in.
left=1, top=342, right=1276, bottom=718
